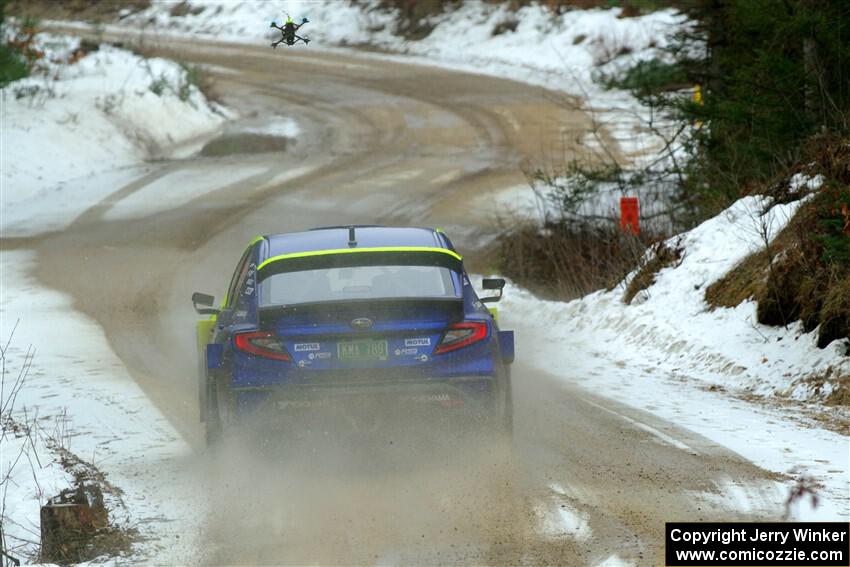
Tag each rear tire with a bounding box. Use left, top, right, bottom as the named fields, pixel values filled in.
left=485, top=367, right=514, bottom=471
left=204, top=379, right=222, bottom=447
left=497, top=364, right=513, bottom=439
left=479, top=364, right=513, bottom=447
left=205, top=373, right=234, bottom=448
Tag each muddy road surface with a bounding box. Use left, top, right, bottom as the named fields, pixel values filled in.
left=21, top=36, right=784, bottom=564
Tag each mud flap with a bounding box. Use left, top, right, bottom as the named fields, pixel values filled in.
left=498, top=330, right=514, bottom=364
left=197, top=320, right=216, bottom=422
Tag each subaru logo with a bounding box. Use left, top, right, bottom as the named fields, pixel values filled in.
left=351, top=317, right=373, bottom=330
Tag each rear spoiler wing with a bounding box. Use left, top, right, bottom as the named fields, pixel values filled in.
left=256, top=247, right=463, bottom=282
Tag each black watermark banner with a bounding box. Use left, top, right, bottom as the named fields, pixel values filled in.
left=666, top=522, right=850, bottom=566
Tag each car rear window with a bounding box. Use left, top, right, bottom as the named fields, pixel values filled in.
left=259, top=265, right=457, bottom=306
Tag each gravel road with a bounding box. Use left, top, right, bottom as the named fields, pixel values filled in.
left=23, top=35, right=783, bottom=565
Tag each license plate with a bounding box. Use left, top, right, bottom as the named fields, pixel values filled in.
left=337, top=339, right=388, bottom=361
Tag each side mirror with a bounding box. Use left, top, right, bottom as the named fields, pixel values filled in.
left=192, top=292, right=219, bottom=315
left=302, top=17, right=309, bottom=23
left=480, top=278, right=505, bottom=304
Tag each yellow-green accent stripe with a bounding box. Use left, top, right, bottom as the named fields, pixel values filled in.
left=258, top=246, right=462, bottom=272
left=248, top=235, right=266, bottom=247
left=197, top=319, right=216, bottom=349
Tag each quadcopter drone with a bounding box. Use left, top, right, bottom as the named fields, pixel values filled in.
left=270, top=15, right=310, bottom=48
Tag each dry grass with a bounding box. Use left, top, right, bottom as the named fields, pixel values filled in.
left=759, top=190, right=848, bottom=347
left=706, top=201, right=847, bottom=347
left=826, top=380, right=850, bottom=408
left=704, top=249, right=769, bottom=308
left=819, top=271, right=850, bottom=347
left=706, top=207, right=817, bottom=326
left=497, top=221, right=663, bottom=301
left=754, top=247, right=805, bottom=327
left=704, top=135, right=850, bottom=349
left=623, top=239, right=683, bottom=304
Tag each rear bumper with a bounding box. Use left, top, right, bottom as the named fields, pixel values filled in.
left=228, top=339, right=498, bottom=388
left=230, top=374, right=497, bottom=418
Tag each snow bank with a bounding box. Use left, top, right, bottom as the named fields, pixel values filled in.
left=0, top=251, right=204, bottom=563
left=1, top=34, right=227, bottom=236
left=393, top=3, right=683, bottom=110
left=491, top=195, right=850, bottom=518
left=503, top=195, right=849, bottom=401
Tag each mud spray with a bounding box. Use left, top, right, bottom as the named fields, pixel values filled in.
left=198, top=405, right=527, bottom=565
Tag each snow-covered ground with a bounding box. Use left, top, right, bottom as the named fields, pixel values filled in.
left=0, top=33, right=227, bottom=562
left=495, top=194, right=850, bottom=519
left=1, top=33, right=228, bottom=237
left=0, top=251, right=205, bottom=562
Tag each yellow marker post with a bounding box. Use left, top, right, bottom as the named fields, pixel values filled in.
left=693, top=84, right=704, bottom=129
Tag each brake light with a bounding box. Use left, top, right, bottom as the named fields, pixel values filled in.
left=234, top=331, right=291, bottom=361
left=433, top=322, right=488, bottom=355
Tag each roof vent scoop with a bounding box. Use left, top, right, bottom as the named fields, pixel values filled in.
left=348, top=226, right=357, bottom=247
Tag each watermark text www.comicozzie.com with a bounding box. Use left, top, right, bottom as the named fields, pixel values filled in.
left=666, top=522, right=849, bottom=566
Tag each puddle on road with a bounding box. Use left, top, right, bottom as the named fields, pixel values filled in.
left=200, top=115, right=299, bottom=157
left=200, top=133, right=290, bottom=157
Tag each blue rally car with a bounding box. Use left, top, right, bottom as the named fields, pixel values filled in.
left=192, top=226, right=514, bottom=445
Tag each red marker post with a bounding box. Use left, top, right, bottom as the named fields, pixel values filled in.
left=620, top=197, right=640, bottom=235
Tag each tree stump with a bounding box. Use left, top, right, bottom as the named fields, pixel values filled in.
left=40, top=484, right=108, bottom=564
